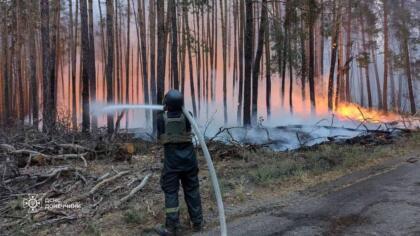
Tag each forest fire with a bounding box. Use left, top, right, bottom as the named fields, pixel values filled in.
left=0, top=0, right=419, bottom=235
left=334, top=103, right=401, bottom=124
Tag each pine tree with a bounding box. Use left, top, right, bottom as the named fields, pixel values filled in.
left=80, top=0, right=90, bottom=132
left=106, top=0, right=115, bottom=133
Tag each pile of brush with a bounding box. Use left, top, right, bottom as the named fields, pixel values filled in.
left=0, top=126, right=159, bottom=234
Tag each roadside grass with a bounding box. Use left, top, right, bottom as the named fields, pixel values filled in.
left=248, top=145, right=370, bottom=185
left=227, top=132, right=420, bottom=187
left=251, top=159, right=305, bottom=184
left=209, top=179, right=230, bottom=202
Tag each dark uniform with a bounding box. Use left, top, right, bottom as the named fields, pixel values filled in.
left=156, top=90, right=203, bottom=235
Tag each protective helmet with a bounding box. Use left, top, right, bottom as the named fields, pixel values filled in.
left=163, top=89, right=184, bottom=111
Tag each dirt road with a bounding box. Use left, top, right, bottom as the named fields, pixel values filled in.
left=199, top=157, right=420, bottom=236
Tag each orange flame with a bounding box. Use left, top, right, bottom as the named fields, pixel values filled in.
left=334, top=103, right=401, bottom=123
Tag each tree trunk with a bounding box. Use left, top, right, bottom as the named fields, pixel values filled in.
left=319, top=0, right=324, bottom=77
left=106, top=0, right=115, bottom=133
left=344, top=0, right=352, bottom=102
left=88, top=0, right=97, bottom=129
left=194, top=4, right=202, bottom=113
left=359, top=61, right=365, bottom=106
left=205, top=9, right=209, bottom=99
left=149, top=0, right=158, bottom=133
left=98, top=0, right=107, bottom=103
left=251, top=0, right=267, bottom=124
left=71, top=0, right=79, bottom=130
left=1, top=3, right=10, bottom=124
left=183, top=1, right=197, bottom=116
left=125, top=0, right=131, bottom=128
left=328, top=7, right=338, bottom=111
left=382, top=0, right=389, bottom=113
left=288, top=40, right=293, bottom=114
left=360, top=16, right=372, bottom=108
left=389, top=54, right=396, bottom=111
left=232, top=0, right=238, bottom=92
left=15, top=0, right=24, bottom=123
left=243, top=0, right=253, bottom=126
left=217, top=0, right=227, bottom=123
left=237, top=0, right=245, bottom=124
left=300, top=17, right=307, bottom=103
left=265, top=4, right=271, bottom=119
left=212, top=0, right=217, bottom=102
left=41, top=0, right=51, bottom=132
left=334, top=27, right=342, bottom=109
left=180, top=5, right=186, bottom=93
left=274, top=2, right=282, bottom=83
left=156, top=0, right=165, bottom=107
left=170, top=0, right=179, bottom=90
left=397, top=74, right=403, bottom=111
left=29, top=1, right=39, bottom=127
left=115, top=1, right=121, bottom=103
left=137, top=0, right=150, bottom=124
left=337, top=18, right=346, bottom=105
left=399, top=0, right=416, bottom=115
left=308, top=0, right=316, bottom=111
left=80, top=0, right=90, bottom=133
left=281, top=7, right=289, bottom=104
left=370, top=43, right=383, bottom=109
left=49, top=0, right=60, bottom=130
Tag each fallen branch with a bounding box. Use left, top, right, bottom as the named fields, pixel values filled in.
left=66, top=170, right=130, bottom=203
left=296, top=133, right=303, bottom=147
left=58, top=143, right=94, bottom=152
left=53, top=153, right=88, bottom=167
left=92, top=196, right=104, bottom=208
left=11, top=149, right=47, bottom=157
left=0, top=144, right=16, bottom=152
left=209, top=126, right=241, bottom=142
left=25, top=167, right=77, bottom=191
left=31, top=215, right=77, bottom=228
left=88, top=170, right=130, bottom=196
left=97, top=172, right=111, bottom=181
left=10, top=149, right=88, bottom=167
left=75, top=171, right=87, bottom=184
left=114, top=173, right=151, bottom=207
left=208, top=127, right=246, bottom=147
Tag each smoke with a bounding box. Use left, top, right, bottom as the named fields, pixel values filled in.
left=88, top=101, right=419, bottom=151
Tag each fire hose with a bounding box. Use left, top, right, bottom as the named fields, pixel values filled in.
left=98, top=104, right=227, bottom=235
left=182, top=107, right=227, bottom=236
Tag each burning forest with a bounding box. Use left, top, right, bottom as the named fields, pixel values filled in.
left=0, top=0, right=418, bottom=131
left=0, top=0, right=420, bottom=235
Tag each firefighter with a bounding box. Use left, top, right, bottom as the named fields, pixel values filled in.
left=155, top=90, right=203, bottom=236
